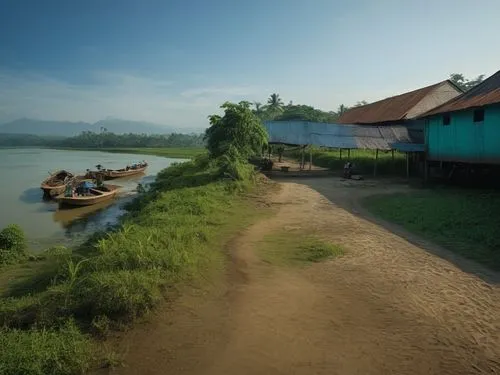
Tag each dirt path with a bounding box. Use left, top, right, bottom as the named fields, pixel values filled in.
left=106, top=181, right=500, bottom=375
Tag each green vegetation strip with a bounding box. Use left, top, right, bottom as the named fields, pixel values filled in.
left=55, top=147, right=205, bottom=159
left=0, top=155, right=263, bottom=374
left=363, top=190, right=500, bottom=271
left=285, top=148, right=406, bottom=175
left=259, top=230, right=344, bottom=267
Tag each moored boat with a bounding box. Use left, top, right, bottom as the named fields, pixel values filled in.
left=55, top=182, right=120, bottom=207
left=40, top=170, right=74, bottom=197
left=87, top=161, right=148, bottom=180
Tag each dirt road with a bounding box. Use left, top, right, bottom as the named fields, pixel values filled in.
left=107, top=179, right=500, bottom=375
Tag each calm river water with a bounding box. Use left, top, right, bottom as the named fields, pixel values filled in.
left=0, top=148, right=179, bottom=250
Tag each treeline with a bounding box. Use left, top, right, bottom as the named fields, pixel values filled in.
left=58, top=131, right=205, bottom=148
left=0, top=131, right=205, bottom=148
left=252, top=93, right=365, bottom=123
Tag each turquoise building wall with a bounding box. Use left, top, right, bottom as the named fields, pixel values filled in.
left=426, top=104, right=500, bottom=163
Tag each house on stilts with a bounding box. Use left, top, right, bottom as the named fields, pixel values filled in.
left=419, top=70, right=500, bottom=179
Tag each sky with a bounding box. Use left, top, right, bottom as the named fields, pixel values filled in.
left=1, top=0, right=499, bottom=129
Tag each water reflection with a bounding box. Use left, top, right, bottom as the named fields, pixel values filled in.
left=19, top=187, right=51, bottom=204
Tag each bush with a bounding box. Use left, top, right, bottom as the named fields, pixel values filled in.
left=74, top=270, right=164, bottom=321
left=0, top=320, right=93, bottom=375
left=0, top=224, right=27, bottom=264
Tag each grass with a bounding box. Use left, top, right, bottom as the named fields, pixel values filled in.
left=363, top=189, right=500, bottom=270
left=0, top=320, right=93, bottom=375
left=0, top=154, right=267, bottom=374
left=286, top=148, right=407, bottom=176
left=54, top=147, right=205, bottom=159
left=259, top=230, right=344, bottom=267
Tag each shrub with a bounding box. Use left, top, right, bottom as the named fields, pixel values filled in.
left=0, top=320, right=93, bottom=375
left=0, top=224, right=27, bottom=264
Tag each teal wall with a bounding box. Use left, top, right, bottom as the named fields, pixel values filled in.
left=426, top=104, right=500, bottom=163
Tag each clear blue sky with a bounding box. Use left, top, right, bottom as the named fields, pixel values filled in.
left=1, top=0, right=499, bottom=128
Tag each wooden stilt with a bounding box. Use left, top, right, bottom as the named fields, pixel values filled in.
left=340, top=148, right=343, bottom=160
left=347, top=149, right=351, bottom=159
left=374, top=149, right=379, bottom=176
left=309, top=147, right=312, bottom=171
left=301, top=146, right=305, bottom=170
left=406, top=152, right=410, bottom=180
left=392, top=149, right=395, bottom=161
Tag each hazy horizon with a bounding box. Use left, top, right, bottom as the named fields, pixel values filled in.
left=1, top=0, right=499, bottom=129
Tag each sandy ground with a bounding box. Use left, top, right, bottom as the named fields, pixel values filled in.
left=103, top=177, right=500, bottom=375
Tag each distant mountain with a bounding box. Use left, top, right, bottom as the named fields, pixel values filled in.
left=0, top=118, right=94, bottom=137
left=0, top=118, right=204, bottom=136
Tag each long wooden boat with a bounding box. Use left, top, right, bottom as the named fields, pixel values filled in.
left=87, top=162, right=148, bottom=180
left=55, top=184, right=120, bottom=207
left=40, top=170, right=74, bottom=197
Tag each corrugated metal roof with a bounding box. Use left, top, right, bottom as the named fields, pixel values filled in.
left=338, top=80, right=461, bottom=124
left=264, top=121, right=423, bottom=151
left=422, top=70, right=500, bottom=117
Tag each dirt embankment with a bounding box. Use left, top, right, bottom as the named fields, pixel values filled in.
left=105, top=180, right=500, bottom=375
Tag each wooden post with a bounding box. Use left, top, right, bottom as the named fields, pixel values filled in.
left=309, top=147, right=312, bottom=171
left=391, top=149, right=395, bottom=161
left=340, top=148, right=343, bottom=160
left=347, top=149, right=351, bottom=159
left=424, top=157, right=429, bottom=183
left=301, top=146, right=305, bottom=170
left=406, top=152, right=410, bottom=180
left=374, top=149, right=379, bottom=176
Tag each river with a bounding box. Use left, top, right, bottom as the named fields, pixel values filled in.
left=0, top=148, right=180, bottom=250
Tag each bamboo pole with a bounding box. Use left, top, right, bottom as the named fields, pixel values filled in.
left=301, top=146, right=305, bottom=170
left=347, top=149, right=351, bottom=159
left=374, top=149, right=379, bottom=176
left=340, top=148, right=343, bottom=160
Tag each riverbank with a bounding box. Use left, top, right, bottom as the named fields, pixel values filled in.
left=0, top=155, right=267, bottom=374
left=52, top=147, right=205, bottom=159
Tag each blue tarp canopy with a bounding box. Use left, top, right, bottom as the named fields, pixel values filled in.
left=263, top=121, right=424, bottom=152
left=82, top=181, right=96, bottom=188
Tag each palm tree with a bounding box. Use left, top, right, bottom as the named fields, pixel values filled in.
left=267, top=93, right=284, bottom=112
left=337, top=104, right=348, bottom=116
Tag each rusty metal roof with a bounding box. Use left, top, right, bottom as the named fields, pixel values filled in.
left=422, top=70, right=500, bottom=117
left=338, top=80, right=461, bottom=124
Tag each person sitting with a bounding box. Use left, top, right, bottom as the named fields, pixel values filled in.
left=343, top=161, right=353, bottom=179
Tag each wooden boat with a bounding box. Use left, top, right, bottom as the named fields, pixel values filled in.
left=55, top=183, right=120, bottom=207
left=87, top=161, right=148, bottom=180
left=40, top=170, right=74, bottom=197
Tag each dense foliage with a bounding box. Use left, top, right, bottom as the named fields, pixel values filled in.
left=449, top=73, right=485, bottom=92
left=205, top=101, right=268, bottom=159
left=0, top=224, right=27, bottom=265
left=0, top=131, right=205, bottom=149
left=57, top=131, right=205, bottom=148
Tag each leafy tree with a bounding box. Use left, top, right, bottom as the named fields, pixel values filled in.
left=273, top=104, right=339, bottom=123
left=353, top=100, right=368, bottom=107
left=205, top=101, right=268, bottom=159
left=449, top=73, right=485, bottom=91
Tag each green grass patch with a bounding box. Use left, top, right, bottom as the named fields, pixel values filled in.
left=0, top=320, right=93, bottom=375
left=259, top=230, right=344, bottom=266
left=286, top=148, right=406, bottom=176
left=54, top=147, right=205, bottom=159
left=363, top=189, right=500, bottom=270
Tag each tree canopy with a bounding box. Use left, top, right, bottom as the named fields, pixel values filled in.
left=449, top=73, right=485, bottom=91
left=205, top=101, right=268, bottom=159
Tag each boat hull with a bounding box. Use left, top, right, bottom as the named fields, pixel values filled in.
left=87, top=166, right=147, bottom=180
left=56, top=184, right=120, bottom=207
